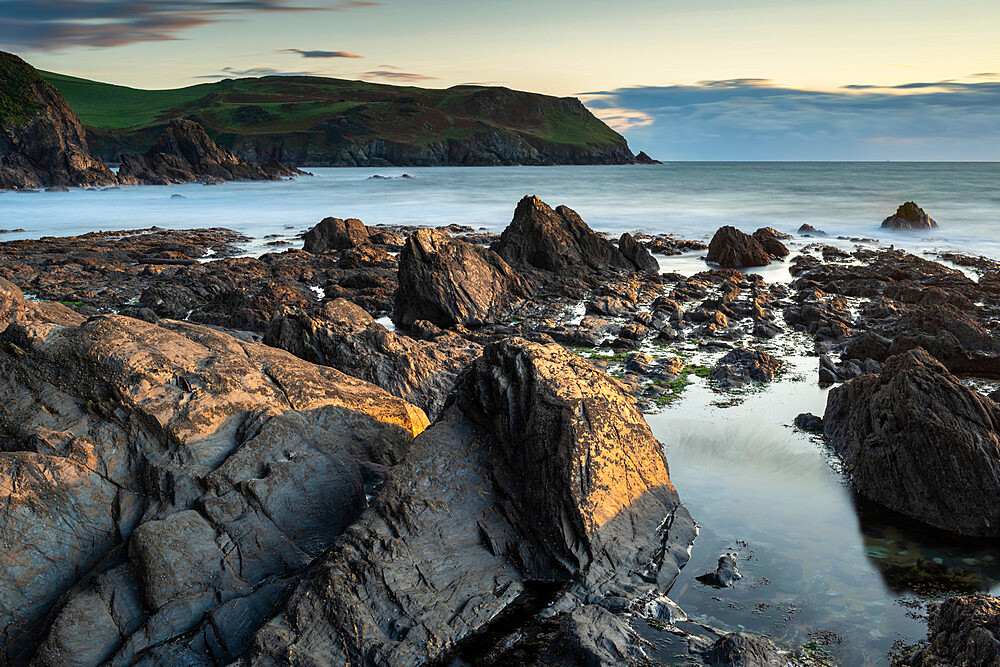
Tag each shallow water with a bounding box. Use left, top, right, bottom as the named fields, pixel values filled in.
left=4, top=163, right=1000, bottom=663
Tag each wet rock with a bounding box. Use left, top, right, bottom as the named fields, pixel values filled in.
left=710, top=348, right=781, bottom=388
left=823, top=347, right=1000, bottom=537
left=492, top=195, right=639, bottom=276
left=618, top=232, right=659, bottom=273
left=882, top=201, right=938, bottom=230
left=624, top=352, right=684, bottom=380
left=0, top=277, right=25, bottom=333
left=697, top=553, right=743, bottom=588
left=793, top=413, right=823, bottom=432
left=751, top=227, right=791, bottom=258
left=703, top=632, right=791, bottom=666
left=705, top=226, right=772, bottom=268
left=393, top=228, right=530, bottom=328
left=246, top=338, right=696, bottom=665
left=798, top=223, right=826, bottom=236
left=894, top=594, right=1000, bottom=666
left=303, top=216, right=370, bottom=252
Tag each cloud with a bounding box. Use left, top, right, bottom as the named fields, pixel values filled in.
left=196, top=65, right=318, bottom=79
left=583, top=77, right=1000, bottom=160
left=0, top=0, right=380, bottom=51
left=280, top=48, right=363, bottom=58
left=361, top=69, right=437, bottom=82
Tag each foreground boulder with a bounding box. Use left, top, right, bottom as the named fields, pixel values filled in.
left=303, top=217, right=370, bottom=252
left=247, top=338, right=696, bottom=665
left=882, top=201, right=938, bottom=230
left=0, top=284, right=428, bottom=664
left=393, top=228, right=530, bottom=328
left=117, top=119, right=281, bottom=185
left=0, top=51, right=116, bottom=190
left=705, top=226, right=772, bottom=268
left=823, top=347, right=1000, bottom=537
left=491, top=195, right=648, bottom=276
left=266, top=298, right=481, bottom=419
left=618, top=232, right=659, bottom=273
left=894, top=594, right=1000, bottom=666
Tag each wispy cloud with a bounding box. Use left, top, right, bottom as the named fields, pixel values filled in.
left=361, top=69, right=437, bottom=82
left=280, top=48, right=363, bottom=58
left=583, top=76, right=1000, bottom=160
left=196, top=65, right=317, bottom=79
left=0, top=0, right=380, bottom=51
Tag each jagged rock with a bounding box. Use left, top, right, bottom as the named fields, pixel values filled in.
left=705, top=226, right=772, bottom=268
left=0, top=276, right=25, bottom=333
left=882, top=201, right=938, bottom=230
left=710, top=348, right=781, bottom=388
left=393, top=228, right=530, bottom=328
left=0, top=286, right=428, bottom=664
left=618, top=232, right=659, bottom=273
left=751, top=227, right=790, bottom=258
left=635, top=150, right=661, bottom=164
left=246, top=338, right=696, bottom=665
left=303, top=217, right=370, bottom=252
left=116, top=119, right=282, bottom=185
left=703, top=632, right=791, bottom=666
left=696, top=553, right=743, bottom=588
left=798, top=223, right=826, bottom=236
left=823, top=347, right=1000, bottom=537
left=492, top=196, right=640, bottom=276
left=894, top=594, right=1000, bottom=666
left=265, top=298, right=482, bottom=419
left=0, top=51, right=116, bottom=190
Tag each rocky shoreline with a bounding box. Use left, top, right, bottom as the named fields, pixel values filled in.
left=0, top=195, right=998, bottom=665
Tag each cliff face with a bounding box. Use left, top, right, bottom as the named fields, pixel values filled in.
left=0, top=52, right=115, bottom=189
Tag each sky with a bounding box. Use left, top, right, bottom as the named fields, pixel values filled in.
left=2, top=0, right=998, bottom=160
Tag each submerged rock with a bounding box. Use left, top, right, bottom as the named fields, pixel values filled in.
left=246, top=338, right=696, bottom=665
left=710, top=348, right=781, bottom=388
left=303, top=216, right=370, bottom=252
left=894, top=594, right=1000, bottom=666
left=793, top=412, right=823, bottom=432
left=705, top=226, right=772, bottom=268
left=881, top=201, right=939, bottom=230
left=703, top=632, right=792, bottom=667
left=696, top=553, right=743, bottom=588
left=823, top=347, right=1000, bottom=537
left=393, top=228, right=530, bottom=328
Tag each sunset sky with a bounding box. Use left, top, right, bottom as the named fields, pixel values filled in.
left=3, top=0, right=998, bottom=159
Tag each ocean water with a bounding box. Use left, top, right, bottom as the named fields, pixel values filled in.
left=4, top=163, right=1000, bottom=664
left=2, top=163, right=1000, bottom=260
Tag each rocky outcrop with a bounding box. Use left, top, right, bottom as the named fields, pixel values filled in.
left=894, top=594, right=1000, bottom=666
left=265, top=298, right=481, bottom=419
left=882, top=201, right=938, bottom=230
left=823, top=347, right=1000, bottom=537
left=0, top=276, right=25, bottom=332
left=491, top=196, right=646, bottom=276
left=705, top=226, right=772, bottom=268
left=302, top=217, right=370, bottom=253
left=634, top=150, right=662, bottom=164
left=116, top=119, right=284, bottom=185
left=0, top=51, right=116, bottom=190
left=703, top=632, right=792, bottom=667
left=798, top=223, right=825, bottom=235
left=246, top=338, right=696, bottom=665
left=619, top=232, right=659, bottom=273
left=393, top=228, right=530, bottom=328
left=751, top=227, right=790, bottom=258
left=0, top=283, right=428, bottom=664
left=710, top=348, right=782, bottom=388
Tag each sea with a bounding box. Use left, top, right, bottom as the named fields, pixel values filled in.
left=3, top=162, right=1000, bottom=665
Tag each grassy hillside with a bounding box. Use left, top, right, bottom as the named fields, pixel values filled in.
left=0, top=52, right=47, bottom=124
left=39, top=71, right=633, bottom=166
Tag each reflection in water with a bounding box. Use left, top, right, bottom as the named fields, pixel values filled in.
left=645, top=353, right=1000, bottom=665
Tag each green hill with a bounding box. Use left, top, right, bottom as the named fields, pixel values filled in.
left=40, top=71, right=637, bottom=167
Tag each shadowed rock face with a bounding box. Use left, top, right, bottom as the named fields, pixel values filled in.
left=246, top=338, right=695, bottom=666
left=393, top=228, right=530, bottom=328
left=0, top=51, right=116, bottom=190
left=823, top=347, right=1000, bottom=537
left=491, top=195, right=642, bottom=276
left=882, top=201, right=939, bottom=230
left=0, top=281, right=428, bottom=664
left=619, top=232, right=659, bottom=273
left=302, top=217, right=370, bottom=253
left=705, top=226, right=772, bottom=268
left=896, top=594, right=1000, bottom=666
left=751, top=227, right=790, bottom=258
left=117, top=119, right=280, bottom=185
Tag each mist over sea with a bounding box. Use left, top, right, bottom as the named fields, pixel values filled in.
left=3, top=162, right=998, bottom=258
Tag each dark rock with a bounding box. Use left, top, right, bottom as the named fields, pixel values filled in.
left=705, top=226, right=772, bottom=268
left=751, top=227, right=790, bottom=258
left=635, top=150, right=661, bottom=164
left=0, top=51, right=117, bottom=190
left=703, top=632, right=791, bottom=667
left=492, top=195, right=638, bottom=276
left=696, top=553, right=742, bottom=588
left=882, top=201, right=939, bottom=230
left=710, top=348, right=782, bottom=388
left=393, top=228, right=530, bottom=328
left=303, top=216, right=370, bottom=252
left=894, top=594, right=1000, bottom=666
left=823, top=347, right=1000, bottom=537
left=246, top=338, right=696, bottom=665
left=793, top=413, right=823, bottom=432
left=798, top=223, right=826, bottom=236
left=618, top=232, right=659, bottom=273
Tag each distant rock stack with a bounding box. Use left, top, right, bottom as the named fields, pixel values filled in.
left=881, top=201, right=938, bottom=230
left=0, top=51, right=116, bottom=190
